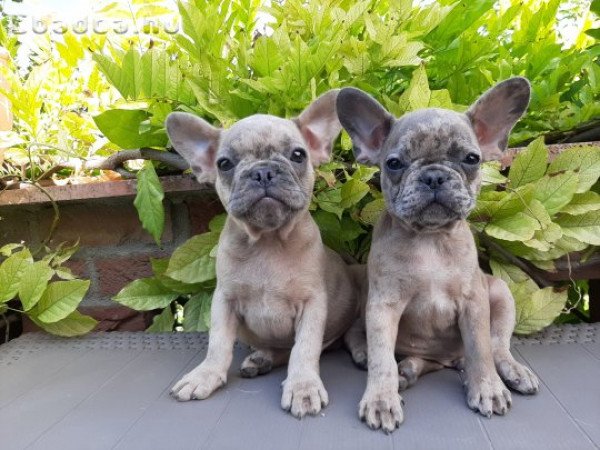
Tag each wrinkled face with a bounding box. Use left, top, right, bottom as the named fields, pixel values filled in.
left=214, top=115, right=314, bottom=231
left=336, top=78, right=530, bottom=233
left=381, top=110, right=481, bottom=229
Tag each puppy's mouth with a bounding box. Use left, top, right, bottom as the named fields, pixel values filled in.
left=247, top=188, right=296, bottom=209
left=395, top=189, right=468, bottom=229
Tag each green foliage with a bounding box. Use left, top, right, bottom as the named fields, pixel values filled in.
left=2, top=0, right=599, bottom=335
left=101, top=0, right=600, bottom=335
left=113, top=214, right=224, bottom=332
left=472, top=141, right=600, bottom=332
left=134, top=161, right=165, bottom=245
left=0, top=243, right=96, bottom=337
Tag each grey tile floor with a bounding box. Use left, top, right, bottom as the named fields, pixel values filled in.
left=0, top=324, right=598, bottom=450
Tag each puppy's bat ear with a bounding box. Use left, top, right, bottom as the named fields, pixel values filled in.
left=466, top=77, right=530, bottom=161
left=165, top=112, right=221, bottom=179
left=295, top=89, right=343, bottom=166
left=336, top=87, right=393, bottom=165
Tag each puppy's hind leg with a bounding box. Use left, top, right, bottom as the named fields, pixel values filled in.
left=488, top=275, right=539, bottom=395
left=240, top=349, right=289, bottom=378
left=344, top=318, right=368, bottom=370
left=397, top=357, right=443, bottom=391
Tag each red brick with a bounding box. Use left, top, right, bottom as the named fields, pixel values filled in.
left=37, top=201, right=173, bottom=248
left=186, top=197, right=224, bottom=235
left=61, top=259, right=89, bottom=279
left=96, top=253, right=166, bottom=296
left=79, top=305, right=150, bottom=332
left=21, top=305, right=150, bottom=333
left=0, top=209, right=35, bottom=246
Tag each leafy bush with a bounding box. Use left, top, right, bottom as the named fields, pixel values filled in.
left=0, top=242, right=96, bottom=336
left=108, top=0, right=599, bottom=334
left=1, top=0, right=599, bottom=334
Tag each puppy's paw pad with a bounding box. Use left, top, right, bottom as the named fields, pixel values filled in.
left=397, top=361, right=418, bottom=391
left=170, top=367, right=225, bottom=402
left=359, top=390, right=404, bottom=433
left=465, top=375, right=511, bottom=418
left=351, top=351, right=368, bottom=371
left=240, top=352, right=273, bottom=378
left=497, top=359, right=539, bottom=395
left=281, top=373, right=328, bottom=418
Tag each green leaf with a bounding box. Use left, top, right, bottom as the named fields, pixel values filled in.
left=316, top=188, right=344, bottom=218
left=208, top=214, right=228, bottom=232
left=547, top=146, right=600, bottom=193
left=340, top=178, right=370, bottom=208
left=93, top=109, right=167, bottom=149
left=0, top=249, right=33, bottom=303
left=135, top=161, right=165, bottom=245
left=560, top=192, right=600, bottom=215
left=166, top=232, right=220, bottom=284
left=397, top=64, right=430, bottom=112
left=312, top=210, right=365, bottom=252
left=508, top=137, right=548, bottom=188
left=31, top=311, right=97, bottom=337
left=35, top=280, right=90, bottom=323
left=555, top=211, right=600, bottom=245
left=150, top=258, right=204, bottom=294
left=533, top=171, right=579, bottom=215
left=360, top=198, right=386, bottom=225
left=183, top=292, right=212, bottom=332
left=146, top=307, right=175, bottom=332
left=514, top=287, right=568, bottom=335
left=485, top=212, right=541, bottom=241
left=113, top=278, right=178, bottom=311
left=0, top=243, right=23, bottom=257
left=18, top=261, right=54, bottom=311
left=489, top=259, right=535, bottom=285
left=481, top=162, right=507, bottom=186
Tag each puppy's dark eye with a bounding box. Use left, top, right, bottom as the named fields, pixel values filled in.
left=217, top=157, right=234, bottom=171
left=463, top=153, right=481, bottom=165
left=386, top=158, right=404, bottom=171
left=290, top=148, right=307, bottom=163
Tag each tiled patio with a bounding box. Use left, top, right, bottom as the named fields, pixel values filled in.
left=1, top=324, right=599, bottom=450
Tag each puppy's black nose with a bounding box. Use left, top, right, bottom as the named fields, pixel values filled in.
left=250, top=167, right=276, bottom=187
left=419, top=169, right=451, bottom=190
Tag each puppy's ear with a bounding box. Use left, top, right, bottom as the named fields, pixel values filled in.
left=336, top=87, right=393, bottom=165
left=295, top=89, right=343, bottom=166
left=466, top=77, right=530, bottom=161
left=165, top=112, right=221, bottom=178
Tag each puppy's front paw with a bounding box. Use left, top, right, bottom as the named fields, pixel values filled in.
left=359, top=388, right=404, bottom=433
left=464, top=374, right=512, bottom=418
left=281, top=372, right=328, bottom=418
left=497, top=358, right=539, bottom=395
left=351, top=349, right=368, bottom=371
left=170, top=365, right=226, bottom=402
left=240, top=351, right=273, bottom=378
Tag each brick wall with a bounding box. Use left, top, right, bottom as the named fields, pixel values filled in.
left=0, top=176, right=222, bottom=332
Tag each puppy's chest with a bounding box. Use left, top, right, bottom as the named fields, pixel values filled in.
left=403, top=244, right=465, bottom=314
left=220, top=250, right=317, bottom=344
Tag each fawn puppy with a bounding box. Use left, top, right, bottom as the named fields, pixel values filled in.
left=166, top=90, right=364, bottom=418
left=336, top=78, right=540, bottom=432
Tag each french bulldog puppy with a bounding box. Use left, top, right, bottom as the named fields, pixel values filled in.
left=165, top=90, right=364, bottom=418
left=336, top=78, right=540, bottom=432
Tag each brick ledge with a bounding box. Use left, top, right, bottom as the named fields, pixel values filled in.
left=0, top=174, right=214, bottom=207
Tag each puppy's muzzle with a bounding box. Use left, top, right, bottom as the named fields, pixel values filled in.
left=250, top=166, right=278, bottom=188
left=418, top=168, right=452, bottom=191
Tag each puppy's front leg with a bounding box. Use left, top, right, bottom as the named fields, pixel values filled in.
left=359, top=296, right=405, bottom=433
left=171, top=288, right=238, bottom=401
left=459, top=289, right=511, bottom=417
left=281, top=293, right=328, bottom=418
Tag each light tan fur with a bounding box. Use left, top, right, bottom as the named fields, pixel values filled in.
left=165, top=90, right=364, bottom=418
left=337, top=78, right=539, bottom=433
